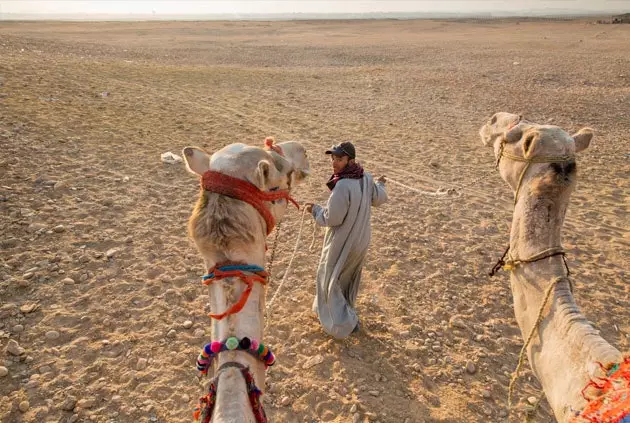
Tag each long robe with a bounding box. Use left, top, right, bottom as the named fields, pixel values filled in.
left=311, top=172, right=388, bottom=338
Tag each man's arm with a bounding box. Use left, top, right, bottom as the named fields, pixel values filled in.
left=312, top=183, right=351, bottom=227
left=372, top=176, right=388, bottom=207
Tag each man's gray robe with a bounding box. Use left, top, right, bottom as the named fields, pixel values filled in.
left=311, top=172, right=388, bottom=338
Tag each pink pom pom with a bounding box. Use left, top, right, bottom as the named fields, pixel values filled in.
left=250, top=340, right=259, bottom=351
left=210, top=341, right=222, bottom=354
left=264, top=137, right=274, bottom=148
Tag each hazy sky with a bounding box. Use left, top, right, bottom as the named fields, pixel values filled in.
left=1, top=0, right=628, bottom=15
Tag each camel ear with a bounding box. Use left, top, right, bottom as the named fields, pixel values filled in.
left=182, top=147, right=211, bottom=176
left=255, top=159, right=272, bottom=188
left=572, top=128, right=593, bottom=153
left=504, top=125, right=523, bottom=143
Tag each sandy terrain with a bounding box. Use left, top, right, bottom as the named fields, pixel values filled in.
left=0, top=18, right=628, bottom=423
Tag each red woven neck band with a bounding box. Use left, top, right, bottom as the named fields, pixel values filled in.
left=201, top=171, right=298, bottom=235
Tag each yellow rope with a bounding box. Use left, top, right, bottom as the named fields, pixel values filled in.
left=508, top=276, right=566, bottom=418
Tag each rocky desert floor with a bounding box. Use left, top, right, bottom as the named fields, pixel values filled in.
left=0, top=18, right=628, bottom=423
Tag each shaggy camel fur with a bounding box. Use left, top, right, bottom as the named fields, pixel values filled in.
left=480, top=113, right=623, bottom=422
left=184, top=142, right=306, bottom=423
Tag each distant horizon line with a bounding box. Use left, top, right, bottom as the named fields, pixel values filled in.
left=1, top=10, right=627, bottom=22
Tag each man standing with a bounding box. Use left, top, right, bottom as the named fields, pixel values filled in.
left=305, top=142, right=388, bottom=338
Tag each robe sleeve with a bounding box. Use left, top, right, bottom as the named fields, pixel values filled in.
left=371, top=181, right=388, bottom=207
left=312, top=182, right=351, bottom=227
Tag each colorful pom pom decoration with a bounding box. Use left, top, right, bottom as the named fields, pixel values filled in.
left=196, top=336, right=276, bottom=375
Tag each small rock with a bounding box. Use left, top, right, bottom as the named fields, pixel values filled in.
left=0, top=366, right=8, bottom=377
left=182, top=394, right=190, bottom=403
left=53, top=225, right=66, bottom=233
left=77, top=398, right=95, bottom=409
left=466, top=361, right=477, bottom=375
left=182, top=320, right=193, bottom=329
left=481, top=389, right=492, bottom=399
left=106, top=248, right=117, bottom=259
left=12, top=324, right=24, bottom=333
left=166, top=329, right=176, bottom=338
left=23, top=272, right=34, bottom=280
left=449, top=315, right=469, bottom=330
left=20, top=303, right=39, bottom=314
left=193, top=329, right=205, bottom=338
left=350, top=404, right=358, bottom=414
left=62, top=277, right=75, bottom=285
left=431, top=345, right=441, bottom=352
left=68, top=414, right=79, bottom=423
left=61, top=395, right=77, bottom=411
left=45, top=330, right=60, bottom=340
left=136, top=358, right=148, bottom=371
left=54, top=181, right=68, bottom=191
left=527, top=396, right=538, bottom=405
left=302, top=354, right=324, bottom=369
left=280, top=396, right=291, bottom=406
left=6, top=339, right=25, bottom=356
left=18, top=400, right=30, bottom=413
left=369, top=390, right=379, bottom=397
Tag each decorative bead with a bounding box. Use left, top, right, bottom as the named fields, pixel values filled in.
left=239, top=337, right=251, bottom=350
left=225, top=337, right=239, bottom=350
left=257, top=344, right=265, bottom=355
left=251, top=340, right=259, bottom=351
left=210, top=341, right=222, bottom=354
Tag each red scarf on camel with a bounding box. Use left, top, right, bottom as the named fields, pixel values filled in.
left=326, top=162, right=364, bottom=191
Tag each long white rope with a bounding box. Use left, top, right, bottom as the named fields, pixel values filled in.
left=265, top=208, right=308, bottom=322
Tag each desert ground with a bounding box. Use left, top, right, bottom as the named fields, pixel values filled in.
left=0, top=18, right=628, bottom=423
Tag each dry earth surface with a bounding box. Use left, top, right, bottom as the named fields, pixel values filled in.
left=0, top=18, right=628, bottom=423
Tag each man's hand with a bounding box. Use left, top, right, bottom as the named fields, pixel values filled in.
left=304, top=203, right=314, bottom=214
left=377, top=175, right=387, bottom=184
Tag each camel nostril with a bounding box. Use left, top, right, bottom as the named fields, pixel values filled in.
left=551, top=161, right=576, bottom=175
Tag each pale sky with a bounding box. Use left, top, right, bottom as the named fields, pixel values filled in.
left=1, top=0, right=628, bottom=16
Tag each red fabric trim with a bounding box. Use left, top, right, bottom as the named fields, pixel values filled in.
left=201, top=171, right=298, bottom=235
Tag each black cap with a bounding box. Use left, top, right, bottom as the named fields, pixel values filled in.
left=325, top=142, right=356, bottom=159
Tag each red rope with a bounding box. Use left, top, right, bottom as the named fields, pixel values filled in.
left=203, top=262, right=269, bottom=320
left=573, top=357, right=630, bottom=423
left=201, top=170, right=298, bottom=235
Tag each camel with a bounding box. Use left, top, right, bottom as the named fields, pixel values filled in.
left=479, top=113, right=627, bottom=422
left=183, top=141, right=308, bottom=423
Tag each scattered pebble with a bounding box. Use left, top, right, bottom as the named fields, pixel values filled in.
left=0, top=366, right=8, bottom=377
left=61, top=396, right=77, bottom=411
left=62, top=277, right=75, bottom=285
left=45, top=330, right=60, bottom=340
left=12, top=324, right=24, bottom=333
left=193, top=329, right=205, bottom=338
left=481, top=389, right=492, bottom=399
left=527, top=396, right=538, bottom=405
left=182, top=394, right=190, bottom=403
left=136, top=358, right=148, bottom=371
left=53, top=225, right=65, bottom=233
left=182, top=320, right=193, bottom=329
left=23, top=272, right=34, bottom=280
left=6, top=339, right=25, bottom=356
left=350, top=404, right=358, bottom=413
left=466, top=361, right=477, bottom=375
left=106, top=248, right=118, bottom=259
left=280, top=396, right=291, bottom=406
left=369, top=390, right=379, bottom=397
left=18, top=400, right=29, bottom=413
left=167, top=329, right=176, bottom=338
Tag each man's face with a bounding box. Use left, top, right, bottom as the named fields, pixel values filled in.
left=331, top=154, right=350, bottom=174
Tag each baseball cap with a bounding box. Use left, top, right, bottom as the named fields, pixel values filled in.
left=325, top=142, right=356, bottom=159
